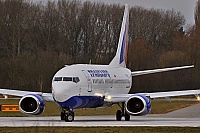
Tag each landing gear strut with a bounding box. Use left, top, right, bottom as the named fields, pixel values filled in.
left=116, top=102, right=130, bottom=121
left=60, top=106, right=74, bottom=122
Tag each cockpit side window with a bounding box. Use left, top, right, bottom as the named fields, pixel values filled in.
left=63, top=77, right=72, bottom=81
left=73, top=77, right=80, bottom=83
left=54, top=77, right=62, bottom=81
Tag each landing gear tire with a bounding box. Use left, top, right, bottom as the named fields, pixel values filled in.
left=65, top=112, right=74, bottom=122
left=61, top=112, right=65, bottom=120
left=125, top=112, right=130, bottom=121
left=60, top=107, right=75, bottom=122
left=116, top=102, right=131, bottom=121
left=116, top=110, right=122, bottom=121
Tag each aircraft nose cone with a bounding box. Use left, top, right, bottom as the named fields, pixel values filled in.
left=52, top=87, right=65, bottom=102
left=52, top=82, right=76, bottom=102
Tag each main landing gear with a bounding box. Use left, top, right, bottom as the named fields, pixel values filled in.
left=116, top=102, right=130, bottom=121
left=60, top=106, right=74, bottom=122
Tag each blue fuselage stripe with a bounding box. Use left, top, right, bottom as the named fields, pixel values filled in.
left=120, top=29, right=126, bottom=64
left=55, top=96, right=105, bottom=109
left=120, top=20, right=128, bottom=64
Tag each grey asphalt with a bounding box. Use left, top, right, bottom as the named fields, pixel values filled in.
left=162, top=102, right=200, bottom=118
left=0, top=103, right=200, bottom=127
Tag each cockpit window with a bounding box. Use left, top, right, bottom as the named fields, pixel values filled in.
left=73, top=77, right=80, bottom=83
left=54, top=77, right=80, bottom=83
left=63, top=77, right=72, bottom=81
left=54, top=77, right=62, bottom=81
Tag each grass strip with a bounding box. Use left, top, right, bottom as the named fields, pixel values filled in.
left=0, top=99, right=199, bottom=116
left=0, top=127, right=200, bottom=133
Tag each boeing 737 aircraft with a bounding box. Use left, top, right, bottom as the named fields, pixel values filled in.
left=0, top=5, right=200, bottom=122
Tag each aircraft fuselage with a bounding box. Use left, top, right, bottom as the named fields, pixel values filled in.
left=52, top=64, right=132, bottom=108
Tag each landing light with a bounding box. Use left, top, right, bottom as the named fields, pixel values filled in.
left=3, top=95, right=8, bottom=99
left=106, top=95, right=112, bottom=100
left=197, top=96, right=200, bottom=101
left=94, top=93, right=103, bottom=97
left=195, top=94, right=200, bottom=101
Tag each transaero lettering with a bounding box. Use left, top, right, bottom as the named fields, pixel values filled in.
left=87, top=70, right=110, bottom=77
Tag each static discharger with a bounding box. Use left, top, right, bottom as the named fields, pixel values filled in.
left=0, top=105, right=20, bottom=112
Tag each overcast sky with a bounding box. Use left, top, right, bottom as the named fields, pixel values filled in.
left=35, top=0, right=197, bottom=26
left=83, top=0, right=197, bottom=26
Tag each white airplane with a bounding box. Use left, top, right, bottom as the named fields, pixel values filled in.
left=0, top=4, right=200, bottom=122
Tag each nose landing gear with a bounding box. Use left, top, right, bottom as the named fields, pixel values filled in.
left=60, top=106, right=74, bottom=122
left=116, top=102, right=130, bottom=121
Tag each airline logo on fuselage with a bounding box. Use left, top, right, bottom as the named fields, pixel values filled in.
left=87, top=70, right=111, bottom=78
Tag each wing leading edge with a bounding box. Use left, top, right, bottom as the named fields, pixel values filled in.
left=104, top=89, right=200, bottom=103
left=131, top=65, right=194, bottom=76
left=0, top=89, right=53, bottom=101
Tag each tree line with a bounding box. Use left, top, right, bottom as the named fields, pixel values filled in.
left=0, top=0, right=199, bottom=93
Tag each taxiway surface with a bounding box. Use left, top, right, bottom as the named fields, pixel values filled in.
left=1, top=103, right=200, bottom=127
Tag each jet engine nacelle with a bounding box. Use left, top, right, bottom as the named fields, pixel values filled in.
left=125, top=94, right=151, bottom=116
left=19, top=94, right=45, bottom=115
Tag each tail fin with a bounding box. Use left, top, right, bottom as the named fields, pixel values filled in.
left=109, top=4, right=129, bottom=68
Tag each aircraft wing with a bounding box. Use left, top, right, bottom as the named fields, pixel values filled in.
left=131, top=65, right=194, bottom=76
left=143, top=89, right=200, bottom=99
left=0, top=89, right=54, bottom=101
left=104, top=89, right=200, bottom=103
